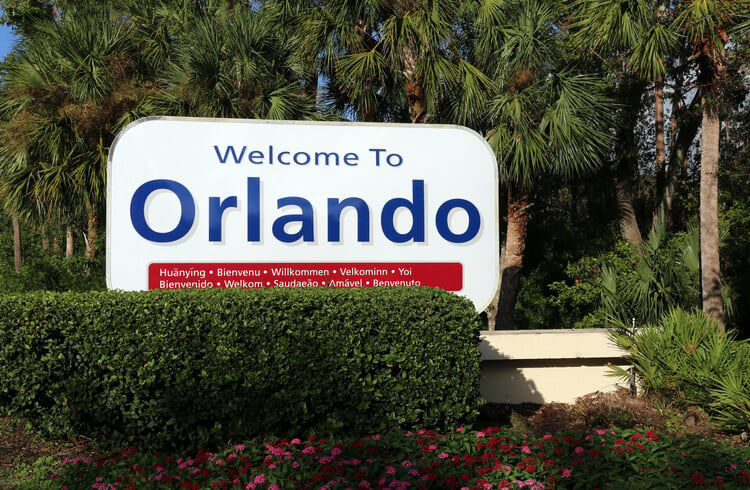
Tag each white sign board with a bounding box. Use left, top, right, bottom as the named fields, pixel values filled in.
left=107, top=117, right=499, bottom=310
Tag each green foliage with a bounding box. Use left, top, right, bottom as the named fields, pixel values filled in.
left=0, top=287, right=481, bottom=453
left=54, top=425, right=750, bottom=489
left=599, top=221, right=701, bottom=330
left=610, top=307, right=750, bottom=431
left=0, top=216, right=105, bottom=293
left=551, top=221, right=702, bottom=329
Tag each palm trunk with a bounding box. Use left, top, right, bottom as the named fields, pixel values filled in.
left=699, top=100, right=725, bottom=329
left=485, top=242, right=505, bottom=331
left=698, top=36, right=727, bottom=330
left=66, top=226, right=74, bottom=257
left=496, top=183, right=529, bottom=330
left=653, top=77, right=667, bottom=222
left=42, top=224, right=50, bottom=250
left=86, top=201, right=98, bottom=259
left=403, top=46, right=426, bottom=124
left=615, top=82, right=644, bottom=246
left=13, top=216, right=22, bottom=272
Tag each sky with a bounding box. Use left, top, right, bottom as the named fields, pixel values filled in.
left=0, top=11, right=18, bottom=60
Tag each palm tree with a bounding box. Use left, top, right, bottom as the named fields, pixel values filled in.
left=451, top=0, right=615, bottom=329
left=0, top=4, right=148, bottom=259
left=142, top=4, right=320, bottom=121
left=672, top=0, right=750, bottom=329
left=272, top=0, right=465, bottom=123
left=568, top=0, right=684, bottom=245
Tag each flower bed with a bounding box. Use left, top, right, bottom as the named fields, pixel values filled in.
left=56, top=426, right=750, bottom=489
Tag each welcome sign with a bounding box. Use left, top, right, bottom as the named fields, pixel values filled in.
left=107, top=117, right=499, bottom=310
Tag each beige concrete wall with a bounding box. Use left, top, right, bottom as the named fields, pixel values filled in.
left=479, top=329, right=630, bottom=404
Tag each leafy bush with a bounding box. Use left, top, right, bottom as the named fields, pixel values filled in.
left=610, top=308, right=750, bottom=431
left=0, top=287, right=481, bottom=452
left=551, top=221, right=702, bottom=329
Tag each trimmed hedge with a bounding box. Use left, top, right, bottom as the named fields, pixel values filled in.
left=0, top=287, right=481, bottom=452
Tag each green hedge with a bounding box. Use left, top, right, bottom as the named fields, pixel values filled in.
left=0, top=287, right=481, bottom=452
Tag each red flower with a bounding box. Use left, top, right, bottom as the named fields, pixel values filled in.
left=691, top=472, right=705, bottom=485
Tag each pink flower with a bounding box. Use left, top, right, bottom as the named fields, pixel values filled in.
left=476, top=431, right=486, bottom=437
left=291, top=438, right=301, bottom=444
left=401, top=460, right=413, bottom=467
left=562, top=468, right=573, bottom=478
left=456, top=427, right=464, bottom=432
left=386, top=465, right=397, bottom=474
left=521, top=445, right=531, bottom=454
left=254, top=474, right=268, bottom=484
left=438, top=452, right=449, bottom=459
left=574, top=446, right=585, bottom=454
left=331, top=447, right=343, bottom=456
left=235, top=444, right=246, bottom=451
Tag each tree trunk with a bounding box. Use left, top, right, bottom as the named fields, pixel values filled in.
left=42, top=224, right=50, bottom=250
left=615, top=83, right=644, bottom=246
left=86, top=201, right=98, bottom=259
left=485, top=241, right=505, bottom=331
left=653, top=77, right=667, bottom=216
left=13, top=216, right=22, bottom=272
left=496, top=183, right=529, bottom=330
left=66, top=226, right=74, bottom=257
left=697, top=32, right=727, bottom=330
left=699, top=100, right=725, bottom=329
left=655, top=87, right=701, bottom=227
left=403, top=44, right=426, bottom=124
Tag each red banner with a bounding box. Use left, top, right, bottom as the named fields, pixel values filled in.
left=148, top=262, right=462, bottom=291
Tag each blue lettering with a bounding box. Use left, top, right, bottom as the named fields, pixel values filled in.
left=247, top=177, right=261, bottom=241
left=436, top=199, right=480, bottom=243
left=295, top=151, right=311, bottom=165
left=208, top=196, right=237, bottom=242
left=248, top=150, right=264, bottom=164
left=214, top=145, right=246, bottom=163
left=370, top=148, right=386, bottom=166
left=273, top=197, right=314, bottom=242
left=129, top=177, right=480, bottom=245
left=130, top=179, right=195, bottom=242
left=381, top=180, right=425, bottom=243
left=328, top=198, right=370, bottom=242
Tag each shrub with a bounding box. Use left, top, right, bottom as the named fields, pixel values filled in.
left=0, top=287, right=481, bottom=452
left=610, top=307, right=750, bottom=431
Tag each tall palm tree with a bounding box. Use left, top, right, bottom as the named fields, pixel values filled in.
left=457, top=0, right=614, bottom=329
left=673, top=0, right=750, bottom=329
